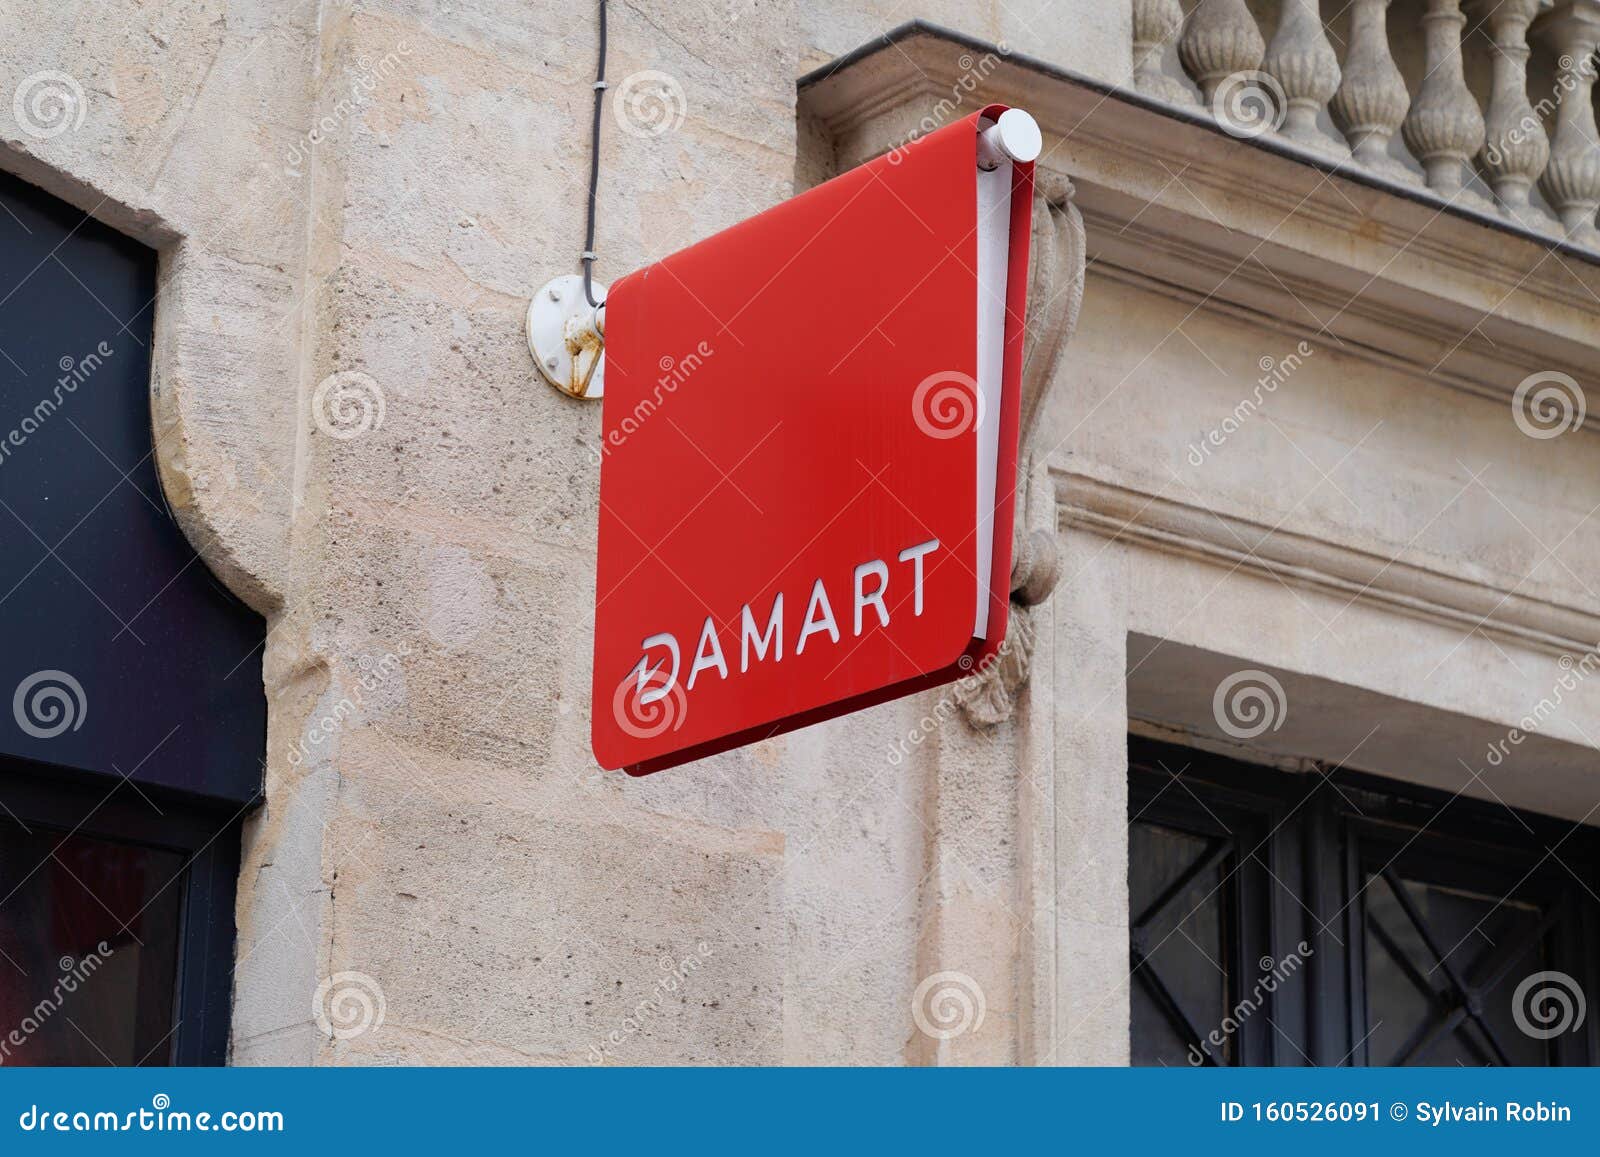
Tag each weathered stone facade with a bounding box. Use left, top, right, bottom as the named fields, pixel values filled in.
left=4, top=1, right=1597, bottom=1065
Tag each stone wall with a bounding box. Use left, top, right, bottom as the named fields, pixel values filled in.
left=0, top=0, right=1133, bottom=1066
left=6, top=0, right=1595, bottom=1068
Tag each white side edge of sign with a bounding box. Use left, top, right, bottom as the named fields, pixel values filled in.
left=972, top=111, right=1023, bottom=639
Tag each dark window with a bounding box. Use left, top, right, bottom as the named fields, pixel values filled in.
left=0, top=818, right=183, bottom=1065
left=0, top=761, right=244, bottom=1065
left=0, top=170, right=264, bottom=1065
left=1129, top=736, right=1600, bottom=1066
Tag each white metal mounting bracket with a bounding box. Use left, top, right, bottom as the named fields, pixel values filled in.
left=528, top=274, right=607, bottom=399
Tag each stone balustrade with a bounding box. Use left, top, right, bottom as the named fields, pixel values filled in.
left=1131, top=0, right=1600, bottom=244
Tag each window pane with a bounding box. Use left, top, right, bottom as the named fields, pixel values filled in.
left=0, top=819, right=183, bottom=1066
left=1130, top=822, right=1229, bottom=1065
left=1363, top=873, right=1549, bottom=1066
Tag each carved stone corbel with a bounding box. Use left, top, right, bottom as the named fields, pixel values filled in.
left=1020, top=170, right=1085, bottom=450
left=951, top=527, right=1066, bottom=727
left=955, top=175, right=1082, bottom=728
left=1010, top=525, right=1064, bottom=608
left=954, top=604, right=1037, bottom=726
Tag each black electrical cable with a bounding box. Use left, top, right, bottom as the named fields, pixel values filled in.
left=581, top=0, right=607, bottom=308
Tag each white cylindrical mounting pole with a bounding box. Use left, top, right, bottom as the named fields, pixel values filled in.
left=977, top=108, right=1043, bottom=170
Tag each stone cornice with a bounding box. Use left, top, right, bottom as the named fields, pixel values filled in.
left=1055, top=467, right=1600, bottom=655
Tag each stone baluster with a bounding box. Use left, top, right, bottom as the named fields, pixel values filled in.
left=1179, top=0, right=1266, bottom=107
left=1537, top=1, right=1600, bottom=240
left=1262, top=0, right=1345, bottom=152
left=1475, top=0, right=1552, bottom=226
left=1132, top=0, right=1194, bottom=104
left=1402, top=0, right=1488, bottom=197
left=1331, top=0, right=1414, bottom=176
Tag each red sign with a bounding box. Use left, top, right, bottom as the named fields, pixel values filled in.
left=593, top=107, right=1035, bottom=774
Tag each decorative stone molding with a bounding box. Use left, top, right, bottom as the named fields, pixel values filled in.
left=948, top=527, right=1067, bottom=729
left=1132, top=0, right=1195, bottom=104
left=1020, top=170, right=1086, bottom=449
left=1118, top=1, right=1599, bottom=239
left=1261, top=0, right=1345, bottom=153
left=1010, top=527, right=1065, bottom=609
left=1178, top=0, right=1266, bottom=106
left=1402, top=0, right=1488, bottom=197
left=1055, top=470, right=1600, bottom=657
left=953, top=605, right=1036, bottom=727
left=1476, top=0, right=1553, bottom=227
left=1536, top=0, right=1600, bottom=241
left=1331, top=0, right=1414, bottom=176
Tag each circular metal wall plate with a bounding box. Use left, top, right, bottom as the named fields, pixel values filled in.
left=527, top=274, right=608, bottom=399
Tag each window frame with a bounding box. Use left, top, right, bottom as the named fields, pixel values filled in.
left=0, top=755, right=248, bottom=1065
left=1129, top=735, right=1600, bottom=1067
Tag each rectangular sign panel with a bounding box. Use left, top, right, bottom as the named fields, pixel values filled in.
left=594, top=108, right=1034, bottom=774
